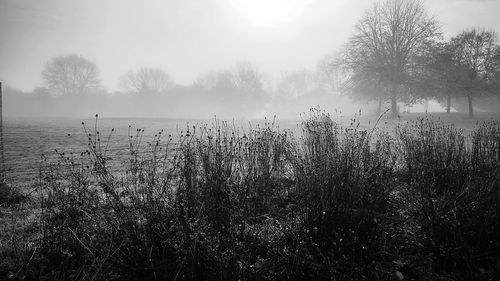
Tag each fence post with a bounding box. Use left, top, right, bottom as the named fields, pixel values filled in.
left=0, top=82, right=4, bottom=183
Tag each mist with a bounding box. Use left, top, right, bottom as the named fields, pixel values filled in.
left=2, top=2, right=500, bottom=279
left=2, top=82, right=364, bottom=120
left=1, top=0, right=500, bottom=119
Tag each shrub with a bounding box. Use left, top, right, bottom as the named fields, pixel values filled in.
left=0, top=182, right=27, bottom=206
left=5, top=114, right=499, bottom=280
left=288, top=109, right=397, bottom=279
left=397, top=117, right=500, bottom=279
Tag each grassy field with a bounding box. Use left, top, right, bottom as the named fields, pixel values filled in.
left=4, top=112, right=498, bottom=184
left=1, top=111, right=499, bottom=280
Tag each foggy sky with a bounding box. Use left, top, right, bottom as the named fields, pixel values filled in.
left=1, top=0, right=499, bottom=92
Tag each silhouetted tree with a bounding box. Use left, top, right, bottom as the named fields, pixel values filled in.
left=343, top=0, right=440, bottom=117
left=494, top=49, right=500, bottom=93
left=42, top=54, right=100, bottom=95
left=411, top=42, right=470, bottom=113
left=120, top=67, right=174, bottom=94
left=450, top=29, right=500, bottom=117
left=342, top=67, right=388, bottom=115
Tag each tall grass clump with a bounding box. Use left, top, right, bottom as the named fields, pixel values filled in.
left=396, top=117, right=468, bottom=195
left=23, top=116, right=297, bottom=280
left=0, top=182, right=33, bottom=281
left=466, top=121, right=500, bottom=277
left=397, top=117, right=500, bottom=279
left=471, top=120, right=500, bottom=177
left=283, top=109, right=397, bottom=279
left=29, top=118, right=184, bottom=280
left=174, top=118, right=295, bottom=279
left=6, top=113, right=500, bottom=280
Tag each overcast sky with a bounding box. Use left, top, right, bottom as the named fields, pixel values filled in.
left=1, top=0, right=499, bottom=92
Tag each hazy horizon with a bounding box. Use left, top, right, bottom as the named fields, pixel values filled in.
left=1, top=0, right=500, bottom=92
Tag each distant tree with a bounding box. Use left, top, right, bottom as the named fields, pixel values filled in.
left=32, top=86, right=52, bottom=100
left=494, top=49, right=500, bottom=91
left=194, top=70, right=237, bottom=92
left=233, top=61, right=264, bottom=94
left=120, top=67, right=174, bottom=94
left=341, top=67, right=388, bottom=114
left=195, top=61, right=264, bottom=95
left=316, top=54, right=342, bottom=93
left=450, top=29, right=500, bottom=117
left=42, top=54, right=100, bottom=95
left=343, top=0, right=440, bottom=117
left=411, top=42, right=469, bottom=113
left=276, top=69, right=318, bottom=99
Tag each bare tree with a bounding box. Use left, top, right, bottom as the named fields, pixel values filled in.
left=233, top=61, right=264, bottom=94
left=411, top=41, right=471, bottom=113
left=450, top=29, right=500, bottom=118
left=194, top=61, right=264, bottom=94
left=120, top=67, right=174, bottom=94
left=342, top=66, right=388, bottom=114
left=42, top=54, right=100, bottom=95
left=276, top=69, right=318, bottom=99
left=316, top=55, right=342, bottom=94
left=343, top=0, right=440, bottom=117
left=194, top=70, right=237, bottom=92
left=494, top=49, right=500, bottom=91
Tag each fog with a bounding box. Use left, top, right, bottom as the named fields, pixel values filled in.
left=1, top=0, right=500, bottom=119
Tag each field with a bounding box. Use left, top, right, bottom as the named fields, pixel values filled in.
left=3, top=116, right=305, bottom=188
left=4, top=112, right=498, bottom=185
left=1, top=111, right=499, bottom=280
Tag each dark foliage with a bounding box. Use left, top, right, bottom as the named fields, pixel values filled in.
left=1, top=113, right=499, bottom=280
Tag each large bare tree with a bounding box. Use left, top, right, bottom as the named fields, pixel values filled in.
left=343, top=0, right=440, bottom=117
left=410, top=41, right=470, bottom=113
left=42, top=54, right=100, bottom=95
left=120, top=67, right=174, bottom=94
left=342, top=66, right=388, bottom=114
left=450, top=29, right=500, bottom=118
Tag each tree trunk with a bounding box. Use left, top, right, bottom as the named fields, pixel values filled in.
left=391, top=83, right=398, bottom=118
left=468, top=94, right=474, bottom=118
left=446, top=92, right=451, bottom=113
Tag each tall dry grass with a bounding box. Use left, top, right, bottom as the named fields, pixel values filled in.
left=1, top=112, right=499, bottom=280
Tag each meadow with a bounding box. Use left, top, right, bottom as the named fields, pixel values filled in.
left=3, top=112, right=497, bottom=184
left=0, top=110, right=499, bottom=280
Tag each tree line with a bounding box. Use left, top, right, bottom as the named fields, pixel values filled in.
left=4, top=55, right=342, bottom=118
left=5, top=0, right=500, bottom=118
left=341, top=0, right=500, bottom=118
left=37, top=56, right=336, bottom=100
